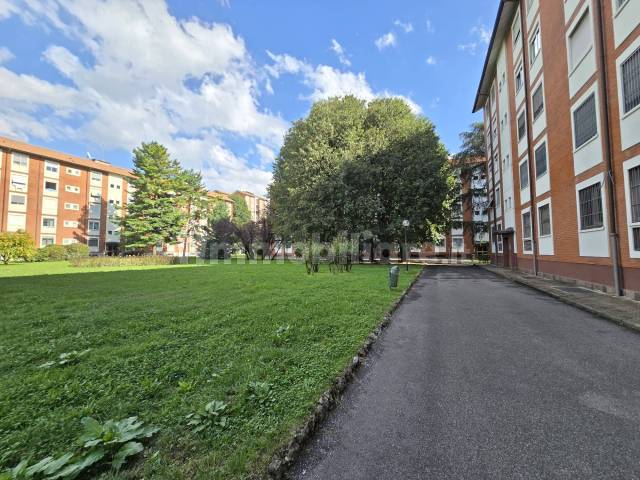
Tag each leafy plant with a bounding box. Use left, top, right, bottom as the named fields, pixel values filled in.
left=0, top=417, right=159, bottom=479
left=38, top=350, right=91, bottom=369
left=272, top=325, right=291, bottom=346
left=246, top=382, right=275, bottom=409
left=177, top=380, right=193, bottom=393
left=0, top=231, right=36, bottom=265
left=186, top=401, right=229, bottom=434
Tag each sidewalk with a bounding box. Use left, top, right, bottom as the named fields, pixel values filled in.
left=483, top=265, right=640, bottom=333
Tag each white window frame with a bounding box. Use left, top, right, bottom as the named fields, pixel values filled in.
left=567, top=7, right=593, bottom=73
left=44, top=180, right=58, bottom=193
left=42, top=217, right=56, bottom=228
left=65, top=185, right=81, bottom=194
left=9, top=193, right=26, bottom=207
left=40, top=236, right=56, bottom=247
left=88, top=220, right=100, bottom=231
left=521, top=208, right=534, bottom=253
left=623, top=155, right=640, bottom=258
left=529, top=24, right=542, bottom=65
left=11, top=152, right=29, bottom=171
left=537, top=201, right=553, bottom=238
left=10, top=173, right=28, bottom=192
left=64, top=220, right=79, bottom=228
left=66, top=167, right=81, bottom=176
left=64, top=202, right=80, bottom=211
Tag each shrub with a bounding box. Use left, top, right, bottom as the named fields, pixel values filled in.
left=0, top=231, right=36, bottom=265
left=69, top=255, right=176, bottom=268
left=1, top=417, right=159, bottom=479
left=294, top=247, right=302, bottom=258
left=35, top=244, right=67, bottom=262
left=328, top=237, right=358, bottom=273
left=64, top=243, right=90, bottom=259
left=302, top=242, right=324, bottom=274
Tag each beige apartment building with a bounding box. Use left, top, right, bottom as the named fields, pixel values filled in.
left=0, top=136, right=266, bottom=256
left=475, top=0, right=640, bottom=295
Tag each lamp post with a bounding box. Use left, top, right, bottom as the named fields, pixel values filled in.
left=402, top=219, right=410, bottom=271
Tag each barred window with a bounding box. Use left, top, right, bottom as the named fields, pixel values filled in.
left=532, top=84, right=544, bottom=120
left=578, top=183, right=603, bottom=230
left=621, top=47, right=640, bottom=115
left=538, top=204, right=551, bottom=236
left=573, top=93, right=598, bottom=149
left=522, top=212, right=533, bottom=251
left=629, top=166, right=640, bottom=223
left=633, top=227, right=640, bottom=252
left=520, top=159, right=529, bottom=190
left=518, top=111, right=526, bottom=140
left=535, top=142, right=547, bottom=178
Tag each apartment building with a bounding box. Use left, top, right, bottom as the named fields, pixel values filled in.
left=474, top=0, right=640, bottom=295
left=420, top=158, right=489, bottom=258
left=233, top=190, right=268, bottom=222
left=0, top=136, right=132, bottom=255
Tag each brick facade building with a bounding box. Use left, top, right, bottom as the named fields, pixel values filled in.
left=0, top=136, right=264, bottom=257
left=474, top=0, right=640, bottom=295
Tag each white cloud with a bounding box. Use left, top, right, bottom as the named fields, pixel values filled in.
left=267, top=51, right=421, bottom=114
left=471, top=24, right=491, bottom=45
left=256, top=143, right=276, bottom=167
left=426, top=56, right=437, bottom=66
left=393, top=20, right=413, bottom=33
left=0, top=0, right=288, bottom=195
left=457, top=42, right=478, bottom=55
left=0, top=46, right=14, bottom=63
left=374, top=32, right=396, bottom=50
left=219, top=0, right=231, bottom=7
left=426, top=19, right=434, bottom=34
left=330, top=38, right=351, bottom=67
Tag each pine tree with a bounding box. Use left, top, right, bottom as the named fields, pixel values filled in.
left=121, top=142, right=185, bottom=252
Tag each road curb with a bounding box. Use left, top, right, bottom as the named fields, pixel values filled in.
left=266, top=267, right=425, bottom=479
left=482, top=266, right=640, bottom=335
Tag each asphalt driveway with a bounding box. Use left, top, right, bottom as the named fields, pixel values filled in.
left=291, top=266, right=640, bottom=479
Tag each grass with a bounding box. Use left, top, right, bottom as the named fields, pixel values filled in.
left=0, top=261, right=420, bottom=478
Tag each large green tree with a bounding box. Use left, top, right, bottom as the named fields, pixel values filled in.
left=0, top=231, right=36, bottom=264
left=269, top=96, right=455, bottom=247
left=121, top=142, right=185, bottom=252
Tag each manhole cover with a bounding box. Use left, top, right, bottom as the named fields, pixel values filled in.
left=554, top=286, right=593, bottom=294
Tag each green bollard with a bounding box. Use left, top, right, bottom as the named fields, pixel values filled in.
left=389, top=265, right=400, bottom=289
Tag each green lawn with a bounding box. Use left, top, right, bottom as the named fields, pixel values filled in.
left=0, top=261, right=420, bottom=479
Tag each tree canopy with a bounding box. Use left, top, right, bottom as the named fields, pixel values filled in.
left=121, top=142, right=187, bottom=251
left=269, top=96, right=455, bottom=244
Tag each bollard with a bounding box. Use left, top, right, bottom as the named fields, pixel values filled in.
left=389, top=266, right=400, bottom=289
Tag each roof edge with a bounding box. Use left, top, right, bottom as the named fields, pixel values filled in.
left=472, top=0, right=518, bottom=113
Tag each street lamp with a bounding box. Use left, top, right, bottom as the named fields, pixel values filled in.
left=402, top=219, right=410, bottom=271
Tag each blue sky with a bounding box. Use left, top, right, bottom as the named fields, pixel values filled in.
left=0, top=0, right=496, bottom=194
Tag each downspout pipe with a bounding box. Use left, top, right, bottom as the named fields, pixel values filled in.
left=519, top=0, right=539, bottom=276
left=486, top=109, right=500, bottom=266
left=595, top=0, right=623, bottom=296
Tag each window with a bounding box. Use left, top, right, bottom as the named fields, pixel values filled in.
left=532, top=84, right=544, bottom=120
left=88, top=237, right=99, bottom=248
left=569, top=11, right=592, bottom=70
left=42, top=217, right=56, bottom=228
left=574, top=93, right=598, bottom=148
left=65, top=185, right=80, bottom=194
left=578, top=183, right=604, bottom=230
left=88, top=220, right=100, bottom=231
left=11, top=153, right=28, bottom=169
left=10, top=174, right=27, bottom=191
left=7, top=213, right=26, bottom=231
left=64, top=202, right=80, bottom=211
left=452, top=237, right=464, bottom=249
left=529, top=26, right=541, bottom=64
left=495, top=187, right=501, bottom=206
left=522, top=212, right=533, bottom=251
left=62, top=238, right=78, bottom=245
left=518, top=111, right=526, bottom=140
left=10, top=194, right=25, bottom=206
left=515, top=63, right=523, bottom=93
left=535, top=142, right=548, bottom=178
left=45, top=161, right=59, bottom=174
left=45, top=181, right=57, bottom=192
left=64, top=220, right=79, bottom=228
left=41, top=236, right=55, bottom=247
left=621, top=47, right=640, bottom=114
left=512, top=13, right=521, bottom=46
left=539, top=204, right=551, bottom=236
left=66, top=167, right=81, bottom=176
left=629, top=166, right=640, bottom=251
left=90, top=171, right=102, bottom=182
left=520, top=160, right=529, bottom=190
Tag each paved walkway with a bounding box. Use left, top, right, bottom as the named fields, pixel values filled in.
left=291, top=266, right=640, bottom=480
left=484, top=265, right=640, bottom=333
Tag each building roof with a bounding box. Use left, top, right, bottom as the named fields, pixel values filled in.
left=472, top=0, right=519, bottom=113
left=0, top=135, right=134, bottom=177
left=1, top=135, right=264, bottom=200
left=233, top=190, right=267, bottom=202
